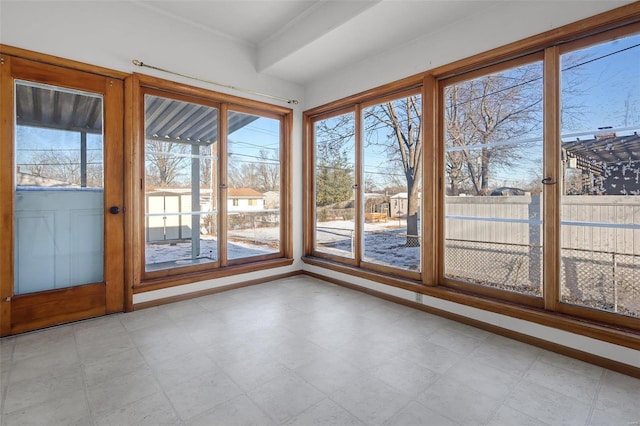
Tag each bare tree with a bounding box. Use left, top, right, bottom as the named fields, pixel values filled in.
left=145, top=140, right=190, bottom=187
left=445, top=64, right=543, bottom=195
left=227, top=150, right=279, bottom=193
left=364, top=95, right=422, bottom=245
left=255, top=150, right=280, bottom=192
left=26, top=150, right=102, bottom=187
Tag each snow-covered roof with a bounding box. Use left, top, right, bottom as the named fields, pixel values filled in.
left=16, top=172, right=74, bottom=187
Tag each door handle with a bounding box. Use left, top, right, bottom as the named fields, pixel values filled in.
left=109, top=206, right=121, bottom=214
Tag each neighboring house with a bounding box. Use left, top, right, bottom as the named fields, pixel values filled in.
left=228, top=187, right=266, bottom=211
left=263, top=190, right=280, bottom=210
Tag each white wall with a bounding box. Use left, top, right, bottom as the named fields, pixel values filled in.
left=304, top=0, right=632, bottom=108
left=0, top=0, right=305, bottom=302
left=0, top=1, right=302, bottom=105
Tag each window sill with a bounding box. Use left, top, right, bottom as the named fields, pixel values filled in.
left=135, top=257, right=294, bottom=293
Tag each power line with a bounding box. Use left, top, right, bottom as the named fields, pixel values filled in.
left=445, top=41, right=640, bottom=110
left=228, top=138, right=280, bottom=151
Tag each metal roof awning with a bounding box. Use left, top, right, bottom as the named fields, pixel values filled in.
left=144, top=95, right=259, bottom=145
left=15, top=82, right=259, bottom=142
left=16, top=82, right=103, bottom=134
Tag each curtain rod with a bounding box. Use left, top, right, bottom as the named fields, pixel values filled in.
left=132, top=59, right=299, bottom=105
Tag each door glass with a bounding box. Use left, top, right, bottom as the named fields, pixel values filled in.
left=560, top=32, right=640, bottom=317
left=14, top=81, right=104, bottom=294
left=227, top=111, right=281, bottom=260
left=143, top=95, right=219, bottom=271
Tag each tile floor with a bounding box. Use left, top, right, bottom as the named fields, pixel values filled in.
left=1, top=276, right=639, bottom=425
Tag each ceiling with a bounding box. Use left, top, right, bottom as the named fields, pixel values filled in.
left=133, top=0, right=501, bottom=85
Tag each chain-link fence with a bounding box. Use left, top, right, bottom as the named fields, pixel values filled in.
left=561, top=248, right=640, bottom=318
left=445, top=239, right=640, bottom=317
left=445, top=239, right=543, bottom=297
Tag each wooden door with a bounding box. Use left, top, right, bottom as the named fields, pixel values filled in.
left=0, top=55, right=124, bottom=336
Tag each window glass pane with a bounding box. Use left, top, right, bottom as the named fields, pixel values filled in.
left=144, top=95, right=219, bottom=271
left=314, top=112, right=356, bottom=258
left=362, top=94, right=422, bottom=271
left=444, top=61, right=544, bottom=297
left=227, top=111, right=281, bottom=260
left=560, top=31, right=640, bottom=317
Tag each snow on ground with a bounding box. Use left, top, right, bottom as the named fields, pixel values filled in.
left=315, top=219, right=421, bottom=271
left=145, top=219, right=421, bottom=272
left=145, top=227, right=281, bottom=269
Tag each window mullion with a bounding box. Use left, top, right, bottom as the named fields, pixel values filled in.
left=219, top=103, right=229, bottom=267
left=423, top=75, right=438, bottom=286
left=543, top=45, right=561, bottom=311
left=355, top=103, right=363, bottom=266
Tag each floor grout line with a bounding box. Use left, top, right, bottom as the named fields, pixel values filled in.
left=584, top=368, right=607, bottom=426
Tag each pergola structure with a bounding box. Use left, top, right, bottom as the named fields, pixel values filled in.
left=562, top=132, right=640, bottom=195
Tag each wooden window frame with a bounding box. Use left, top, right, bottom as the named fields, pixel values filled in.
left=129, top=74, right=293, bottom=293
left=303, top=2, right=640, bottom=344
left=225, top=105, right=288, bottom=268
left=306, top=86, right=427, bottom=281
left=308, top=106, right=359, bottom=267
left=552, top=21, right=640, bottom=331
left=438, top=52, right=547, bottom=310
left=359, top=88, right=423, bottom=281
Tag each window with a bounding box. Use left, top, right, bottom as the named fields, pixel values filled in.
left=309, top=90, right=423, bottom=277
left=136, top=77, right=292, bottom=284
left=443, top=56, right=544, bottom=302
left=313, top=110, right=356, bottom=261
left=363, top=94, right=422, bottom=272
left=143, top=94, right=220, bottom=272
left=559, top=28, right=640, bottom=319
left=304, top=17, right=640, bottom=336
left=227, top=110, right=281, bottom=262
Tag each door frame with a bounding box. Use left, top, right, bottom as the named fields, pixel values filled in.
left=0, top=47, right=128, bottom=336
